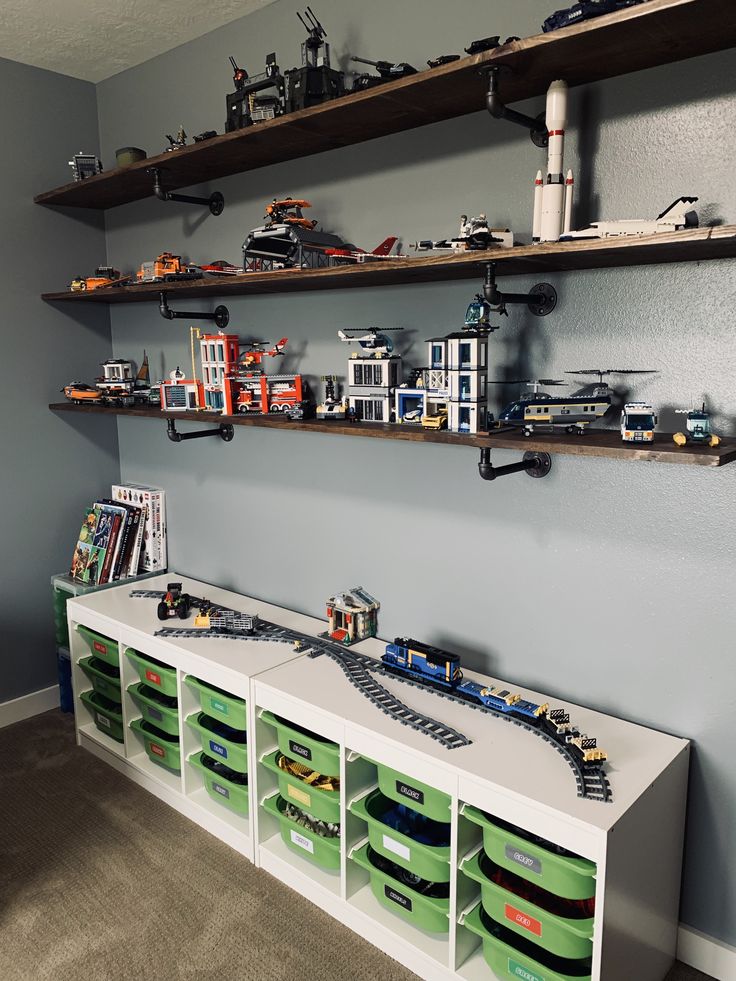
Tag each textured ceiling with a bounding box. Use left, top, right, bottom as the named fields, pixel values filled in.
left=0, top=0, right=277, bottom=83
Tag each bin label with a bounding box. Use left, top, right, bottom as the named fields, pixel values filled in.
left=382, top=834, right=410, bottom=862
left=211, top=698, right=228, bottom=715
left=505, top=844, right=542, bottom=875
left=93, top=641, right=108, bottom=656
left=209, top=739, right=228, bottom=759
left=212, top=781, right=230, bottom=799
left=507, top=958, right=544, bottom=981
left=150, top=742, right=165, bottom=758
left=505, top=903, right=542, bottom=937
left=147, top=707, right=163, bottom=722
left=290, top=829, right=314, bottom=854
left=287, top=783, right=311, bottom=807
left=289, top=740, right=312, bottom=761
left=95, top=712, right=111, bottom=729
left=395, top=781, right=424, bottom=806
left=145, top=669, right=162, bottom=687
left=384, top=885, right=412, bottom=912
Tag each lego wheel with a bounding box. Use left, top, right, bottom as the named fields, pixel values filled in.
left=178, top=604, right=189, bottom=620
left=157, top=602, right=168, bottom=621
left=710, top=435, right=721, bottom=447
left=673, top=432, right=687, bottom=446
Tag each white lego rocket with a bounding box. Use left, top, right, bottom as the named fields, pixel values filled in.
left=532, top=79, right=574, bottom=242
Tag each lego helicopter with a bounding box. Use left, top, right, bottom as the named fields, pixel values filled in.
left=237, top=338, right=288, bottom=371
left=338, top=327, right=403, bottom=357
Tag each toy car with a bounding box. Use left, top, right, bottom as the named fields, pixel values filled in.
left=673, top=403, right=721, bottom=447
left=285, top=400, right=316, bottom=421
left=157, top=583, right=192, bottom=621
left=199, top=259, right=244, bottom=276
left=62, top=383, right=103, bottom=404
left=136, top=253, right=202, bottom=283
left=69, top=267, right=127, bottom=291
left=421, top=408, right=448, bottom=431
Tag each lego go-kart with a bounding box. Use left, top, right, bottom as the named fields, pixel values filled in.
left=157, top=583, right=192, bottom=621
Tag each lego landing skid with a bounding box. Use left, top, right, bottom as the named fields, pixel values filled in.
left=130, top=590, right=613, bottom=802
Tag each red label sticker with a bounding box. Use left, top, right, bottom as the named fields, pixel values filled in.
left=505, top=904, right=542, bottom=937
left=145, top=669, right=162, bottom=686
left=93, top=641, right=107, bottom=655
left=150, top=742, right=165, bottom=758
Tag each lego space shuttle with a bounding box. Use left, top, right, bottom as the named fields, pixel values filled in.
left=532, top=80, right=574, bottom=242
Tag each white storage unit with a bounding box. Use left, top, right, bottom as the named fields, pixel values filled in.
left=68, top=576, right=688, bottom=980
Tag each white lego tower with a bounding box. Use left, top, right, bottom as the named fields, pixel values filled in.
left=532, top=79, right=574, bottom=243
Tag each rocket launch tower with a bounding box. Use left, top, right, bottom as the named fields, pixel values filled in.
left=532, top=80, right=574, bottom=242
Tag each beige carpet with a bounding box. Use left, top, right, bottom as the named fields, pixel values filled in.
left=0, top=711, right=715, bottom=981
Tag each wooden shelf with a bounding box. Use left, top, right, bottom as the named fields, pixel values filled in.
left=49, top=402, right=736, bottom=467
left=34, top=0, right=736, bottom=210
left=41, top=225, right=736, bottom=303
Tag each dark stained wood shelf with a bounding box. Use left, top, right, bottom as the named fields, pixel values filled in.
left=41, top=226, right=736, bottom=303
left=49, top=402, right=736, bottom=467
left=34, top=0, right=736, bottom=210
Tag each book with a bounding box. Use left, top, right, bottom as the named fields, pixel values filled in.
left=111, top=483, right=166, bottom=572
left=98, top=511, right=122, bottom=584
left=99, top=499, right=141, bottom=580
left=70, top=505, right=111, bottom=586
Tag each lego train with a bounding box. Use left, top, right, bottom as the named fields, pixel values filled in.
left=382, top=638, right=606, bottom=765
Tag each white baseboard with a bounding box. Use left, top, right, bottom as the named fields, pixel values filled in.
left=678, top=924, right=736, bottom=980
left=0, top=685, right=60, bottom=729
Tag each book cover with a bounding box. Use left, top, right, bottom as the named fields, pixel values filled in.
left=111, top=483, right=166, bottom=572
left=70, top=505, right=109, bottom=586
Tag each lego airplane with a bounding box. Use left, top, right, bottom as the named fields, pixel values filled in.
left=323, top=236, right=404, bottom=263
left=560, top=196, right=698, bottom=240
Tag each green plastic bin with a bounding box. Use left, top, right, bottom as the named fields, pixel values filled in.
left=262, top=792, right=340, bottom=871
left=53, top=586, right=72, bottom=645
left=351, top=842, right=449, bottom=934
left=260, top=750, right=340, bottom=823
left=188, top=751, right=249, bottom=817
left=463, top=903, right=592, bottom=981
left=184, top=676, right=247, bottom=730
left=79, top=689, right=124, bottom=743
left=374, top=761, right=451, bottom=822
left=77, top=625, right=119, bottom=667
left=461, top=851, right=594, bottom=960
left=261, top=711, right=339, bottom=777
left=126, top=648, right=178, bottom=697
left=127, top=683, right=180, bottom=736
left=129, top=717, right=181, bottom=774
left=79, top=655, right=121, bottom=702
left=464, top=806, right=597, bottom=900
left=350, top=789, right=451, bottom=883
left=186, top=712, right=248, bottom=774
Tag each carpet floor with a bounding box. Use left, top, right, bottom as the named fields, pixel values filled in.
left=0, top=711, right=715, bottom=981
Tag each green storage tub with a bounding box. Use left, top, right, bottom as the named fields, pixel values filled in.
left=261, top=711, right=339, bottom=777
left=184, top=676, right=247, bottom=730
left=79, top=655, right=121, bottom=702
left=130, top=717, right=181, bottom=774
left=186, top=712, right=248, bottom=773
left=79, top=689, right=124, bottom=743
left=462, top=851, right=593, bottom=960
left=464, top=806, right=596, bottom=900
left=188, top=751, right=249, bottom=817
left=127, top=682, right=180, bottom=736
left=53, top=586, right=72, bottom=645
left=374, top=761, right=451, bottom=822
left=126, top=648, right=177, bottom=696
left=351, top=842, right=449, bottom=934
left=77, top=625, right=119, bottom=667
left=350, top=789, right=451, bottom=883
left=463, top=903, right=591, bottom=981
left=262, top=792, right=340, bottom=871
left=260, top=750, right=340, bottom=823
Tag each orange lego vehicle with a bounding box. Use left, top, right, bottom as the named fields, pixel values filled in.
left=136, top=252, right=202, bottom=283
left=69, top=266, right=128, bottom=291
left=264, top=198, right=317, bottom=230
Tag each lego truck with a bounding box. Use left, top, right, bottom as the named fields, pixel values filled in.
left=620, top=402, right=657, bottom=442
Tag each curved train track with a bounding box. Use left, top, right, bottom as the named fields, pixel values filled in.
left=131, top=590, right=612, bottom=801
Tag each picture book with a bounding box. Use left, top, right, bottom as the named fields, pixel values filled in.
left=70, top=506, right=110, bottom=586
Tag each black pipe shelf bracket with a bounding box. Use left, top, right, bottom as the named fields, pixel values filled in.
left=159, top=292, right=230, bottom=329
left=150, top=167, right=225, bottom=215
left=484, top=66, right=548, bottom=147
left=482, top=262, right=557, bottom=317
left=166, top=418, right=234, bottom=443
left=478, top=447, right=552, bottom=481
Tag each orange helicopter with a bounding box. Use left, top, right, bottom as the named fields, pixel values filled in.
left=264, top=198, right=317, bottom=230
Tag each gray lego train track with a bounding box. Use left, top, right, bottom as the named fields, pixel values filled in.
left=130, top=591, right=612, bottom=800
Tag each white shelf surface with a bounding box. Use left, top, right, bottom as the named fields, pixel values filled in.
left=259, top=831, right=341, bottom=897
left=77, top=719, right=126, bottom=758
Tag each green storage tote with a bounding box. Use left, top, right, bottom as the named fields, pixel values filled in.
left=53, top=584, right=72, bottom=645
left=260, top=750, right=340, bottom=823
left=184, top=676, right=247, bottom=730
left=262, top=792, right=340, bottom=871
left=79, top=689, right=124, bottom=743
left=374, top=761, right=451, bottom=822
left=126, top=648, right=178, bottom=696
left=188, top=751, right=249, bottom=817
left=461, top=851, right=594, bottom=960
left=128, top=682, right=179, bottom=736
left=261, top=711, right=339, bottom=777
left=351, top=842, right=449, bottom=934
left=463, top=903, right=592, bottom=981
left=130, top=717, right=181, bottom=774
left=77, top=625, right=119, bottom=667
left=186, top=712, right=248, bottom=774
left=79, top=655, right=121, bottom=702
left=350, top=789, right=451, bottom=883
left=464, top=806, right=597, bottom=900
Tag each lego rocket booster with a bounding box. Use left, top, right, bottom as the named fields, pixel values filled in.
left=532, top=80, right=574, bottom=242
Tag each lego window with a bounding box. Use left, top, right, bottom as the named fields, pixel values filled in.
left=460, top=342, right=472, bottom=366
left=374, top=364, right=383, bottom=385
left=374, top=402, right=384, bottom=421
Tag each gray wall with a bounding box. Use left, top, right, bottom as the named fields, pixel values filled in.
left=94, top=0, right=736, bottom=944
left=0, top=58, right=120, bottom=703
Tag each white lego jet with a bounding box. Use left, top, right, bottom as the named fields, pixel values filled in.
left=560, top=196, right=699, bottom=240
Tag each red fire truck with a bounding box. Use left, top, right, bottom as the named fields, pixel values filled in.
left=224, top=372, right=304, bottom=415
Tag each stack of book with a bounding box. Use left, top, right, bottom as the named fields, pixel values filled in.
left=69, top=483, right=166, bottom=586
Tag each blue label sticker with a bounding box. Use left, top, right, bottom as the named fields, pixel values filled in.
left=147, top=707, right=163, bottom=721
left=209, top=739, right=228, bottom=758
left=212, top=781, right=230, bottom=799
